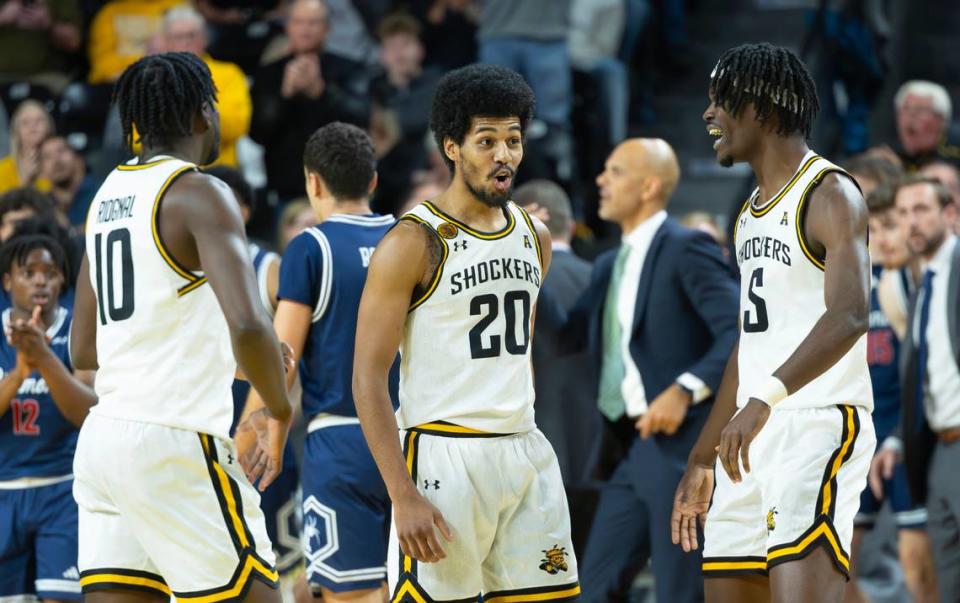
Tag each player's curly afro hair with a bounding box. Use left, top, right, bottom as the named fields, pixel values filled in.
left=710, top=43, right=819, bottom=138
left=0, top=234, right=68, bottom=282
left=429, top=64, right=535, bottom=173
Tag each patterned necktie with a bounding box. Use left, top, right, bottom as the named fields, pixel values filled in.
left=598, top=244, right=632, bottom=421
left=914, top=268, right=934, bottom=433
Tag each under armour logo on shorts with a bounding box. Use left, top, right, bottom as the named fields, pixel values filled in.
left=424, top=479, right=440, bottom=490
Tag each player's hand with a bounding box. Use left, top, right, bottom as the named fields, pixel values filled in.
left=636, top=384, right=691, bottom=439
left=10, top=308, right=52, bottom=367
left=235, top=407, right=290, bottom=491
left=393, top=488, right=453, bottom=563
left=280, top=341, right=295, bottom=374
left=869, top=446, right=900, bottom=499
left=717, top=398, right=770, bottom=483
left=671, top=462, right=714, bottom=552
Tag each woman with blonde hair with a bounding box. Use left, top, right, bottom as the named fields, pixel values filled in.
left=0, top=100, right=54, bottom=193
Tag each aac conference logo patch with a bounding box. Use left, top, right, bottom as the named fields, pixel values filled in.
left=437, top=222, right=459, bottom=239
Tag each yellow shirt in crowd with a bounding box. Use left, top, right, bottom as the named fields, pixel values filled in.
left=87, top=0, right=185, bottom=85
left=0, top=156, right=51, bottom=195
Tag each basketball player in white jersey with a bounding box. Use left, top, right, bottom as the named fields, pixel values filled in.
left=69, top=52, right=292, bottom=603
left=670, top=43, right=875, bottom=603
left=354, top=64, right=580, bottom=602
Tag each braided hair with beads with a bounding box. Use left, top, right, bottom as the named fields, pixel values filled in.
left=710, top=43, right=819, bottom=138
left=113, top=52, right=218, bottom=153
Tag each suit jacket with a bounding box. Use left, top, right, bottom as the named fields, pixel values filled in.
left=545, top=219, right=740, bottom=466
left=900, top=241, right=960, bottom=504
left=532, top=248, right=600, bottom=488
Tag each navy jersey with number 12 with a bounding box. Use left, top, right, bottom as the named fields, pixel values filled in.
left=0, top=307, right=76, bottom=480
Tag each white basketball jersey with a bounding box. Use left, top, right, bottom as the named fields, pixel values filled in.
left=734, top=150, right=872, bottom=411
left=85, top=156, right=236, bottom=439
left=397, top=201, right=543, bottom=433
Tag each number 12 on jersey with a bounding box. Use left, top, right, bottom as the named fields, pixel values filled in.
left=94, top=228, right=135, bottom=325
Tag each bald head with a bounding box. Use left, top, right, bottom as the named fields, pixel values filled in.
left=598, top=138, right=681, bottom=230
left=288, top=0, right=328, bottom=54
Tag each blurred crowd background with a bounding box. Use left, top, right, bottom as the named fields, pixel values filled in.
left=1, top=0, right=959, bottom=601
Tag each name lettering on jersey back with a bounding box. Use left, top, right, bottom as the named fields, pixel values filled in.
left=449, top=257, right=541, bottom=295
left=737, top=235, right=792, bottom=267
left=359, top=246, right=375, bottom=268
left=96, top=195, right=136, bottom=223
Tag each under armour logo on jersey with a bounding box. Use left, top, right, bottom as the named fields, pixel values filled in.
left=523, top=235, right=532, bottom=249
left=424, top=479, right=440, bottom=490
left=453, top=240, right=468, bottom=252
left=740, top=215, right=748, bottom=229
left=227, top=453, right=234, bottom=464
left=780, top=211, right=789, bottom=226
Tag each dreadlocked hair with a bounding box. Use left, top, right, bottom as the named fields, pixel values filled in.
left=0, top=234, right=67, bottom=281
left=113, top=52, right=217, bottom=152
left=710, top=43, right=819, bottom=138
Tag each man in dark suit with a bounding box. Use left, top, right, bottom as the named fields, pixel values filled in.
left=554, top=138, right=739, bottom=602
left=250, top=0, right=370, bottom=201
left=514, top=179, right=600, bottom=557
left=871, top=176, right=960, bottom=603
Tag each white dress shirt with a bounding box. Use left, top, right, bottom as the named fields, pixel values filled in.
left=923, top=234, right=960, bottom=431
left=615, top=211, right=710, bottom=417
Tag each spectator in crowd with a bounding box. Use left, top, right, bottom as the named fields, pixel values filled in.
left=410, top=0, right=478, bottom=71
left=277, top=198, right=316, bottom=251
left=845, top=152, right=903, bottom=197
left=160, top=5, right=252, bottom=167
left=195, top=0, right=285, bottom=74
left=847, top=184, right=937, bottom=603
left=514, top=178, right=599, bottom=557
left=370, top=12, right=441, bottom=213
left=321, top=0, right=385, bottom=67
left=0, top=187, right=59, bottom=243
left=37, top=135, right=97, bottom=228
left=251, top=0, right=371, bottom=201
left=893, top=81, right=960, bottom=171
left=568, top=0, right=628, bottom=149
left=920, top=160, right=960, bottom=219
left=398, top=178, right=442, bottom=215
left=86, top=0, right=185, bottom=85
left=553, top=139, right=739, bottom=603
left=0, top=100, right=54, bottom=194
left=872, top=177, right=960, bottom=603
left=479, top=0, right=574, bottom=180
left=679, top=211, right=726, bottom=247
left=0, top=0, right=83, bottom=94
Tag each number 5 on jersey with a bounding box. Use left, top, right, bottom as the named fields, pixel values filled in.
left=94, top=228, right=135, bottom=325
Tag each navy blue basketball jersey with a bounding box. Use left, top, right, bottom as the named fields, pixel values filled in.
left=0, top=307, right=78, bottom=480
left=231, top=242, right=279, bottom=431
left=278, top=214, right=398, bottom=419
left=868, top=266, right=905, bottom=439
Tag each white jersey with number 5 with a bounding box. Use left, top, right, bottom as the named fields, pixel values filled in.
left=397, top=201, right=543, bottom=434
left=733, top=150, right=872, bottom=411
left=84, top=155, right=236, bottom=439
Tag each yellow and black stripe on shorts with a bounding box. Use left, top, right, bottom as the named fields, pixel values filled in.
left=483, top=583, right=582, bottom=603
left=79, top=568, right=172, bottom=598
left=766, top=404, right=861, bottom=578
left=170, top=434, right=280, bottom=602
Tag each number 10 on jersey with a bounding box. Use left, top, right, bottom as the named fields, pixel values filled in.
left=94, top=228, right=135, bottom=325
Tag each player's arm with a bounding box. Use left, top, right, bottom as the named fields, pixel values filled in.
left=266, top=256, right=281, bottom=314
left=69, top=254, right=98, bottom=370
left=354, top=221, right=452, bottom=563
left=0, top=354, right=28, bottom=419
left=168, top=174, right=291, bottom=424
left=237, top=299, right=310, bottom=424
left=528, top=212, right=552, bottom=339
left=718, top=173, right=870, bottom=482
left=671, top=339, right=739, bottom=551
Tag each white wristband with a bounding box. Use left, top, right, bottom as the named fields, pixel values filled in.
left=751, top=376, right=788, bottom=408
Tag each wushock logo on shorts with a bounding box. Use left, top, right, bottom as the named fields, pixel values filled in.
left=539, top=545, right=569, bottom=575
left=766, top=507, right=778, bottom=532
